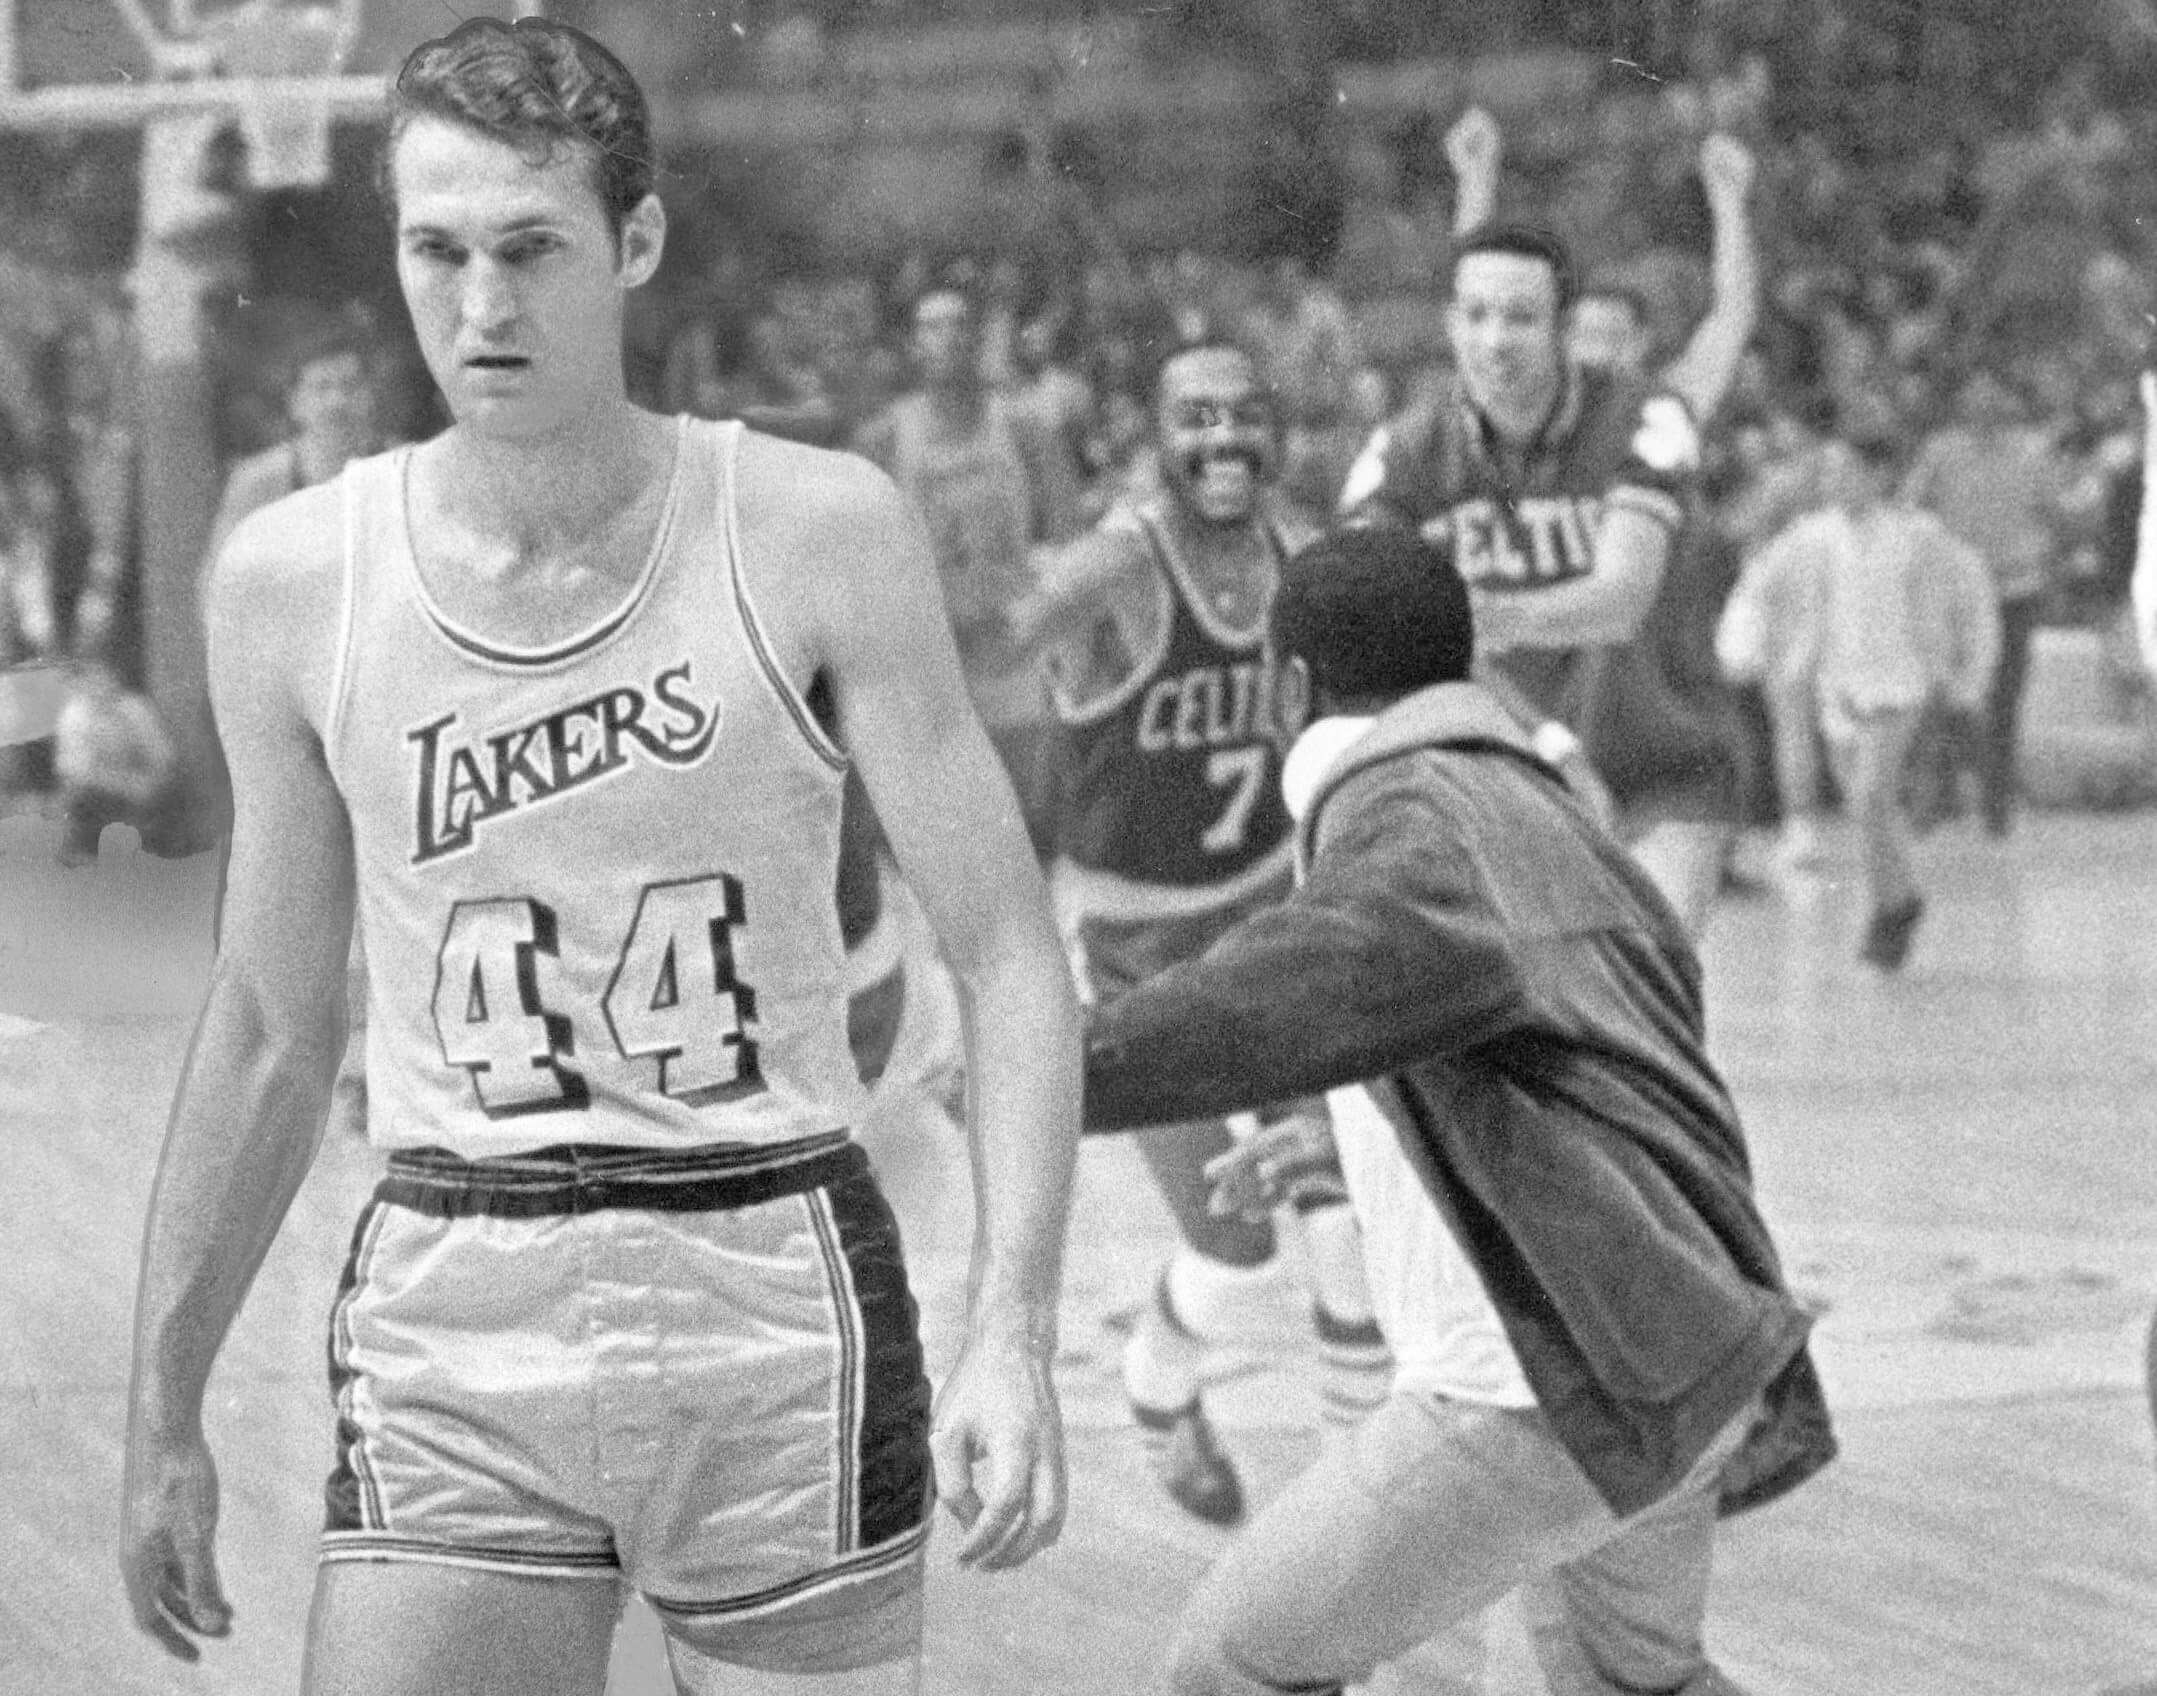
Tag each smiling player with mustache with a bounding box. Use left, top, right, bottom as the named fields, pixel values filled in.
left=1004, top=341, right=1388, bottom=1525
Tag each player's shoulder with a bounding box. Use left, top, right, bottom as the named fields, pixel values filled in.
left=204, top=472, right=348, bottom=632
left=732, top=424, right=929, bottom=632
left=1577, top=366, right=1699, bottom=478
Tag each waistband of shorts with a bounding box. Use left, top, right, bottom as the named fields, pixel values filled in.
left=376, top=1132, right=865, bottom=1218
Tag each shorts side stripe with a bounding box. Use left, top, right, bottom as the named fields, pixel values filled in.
left=324, top=1200, right=391, bottom=1536
left=804, top=1190, right=865, bottom=1553
left=820, top=1170, right=933, bottom=1552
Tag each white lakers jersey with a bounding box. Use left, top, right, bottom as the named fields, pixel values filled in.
left=325, top=417, right=865, bottom=1158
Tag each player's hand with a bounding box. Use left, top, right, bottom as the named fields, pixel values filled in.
left=1698, top=132, right=1756, bottom=205
left=1443, top=106, right=1502, bottom=188
left=1203, top=1110, right=1342, bottom=1222
left=929, top=1325, right=1067, bottom=1572
left=120, top=1424, right=233, bottom=1661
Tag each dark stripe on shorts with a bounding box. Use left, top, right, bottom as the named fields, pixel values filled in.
left=376, top=1134, right=863, bottom=1217
left=821, top=1163, right=934, bottom=1551
left=323, top=1199, right=387, bottom=1535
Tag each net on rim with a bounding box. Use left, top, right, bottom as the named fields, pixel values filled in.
left=195, top=1, right=359, bottom=189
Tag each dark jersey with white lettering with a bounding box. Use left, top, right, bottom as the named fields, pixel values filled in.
left=1048, top=503, right=1309, bottom=895
left=1341, top=366, right=1696, bottom=730
left=325, top=417, right=863, bottom=1158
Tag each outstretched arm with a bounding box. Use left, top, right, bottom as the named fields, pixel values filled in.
left=1004, top=525, right=1153, bottom=654
left=1472, top=500, right=1679, bottom=651
left=121, top=498, right=355, bottom=1661
left=1659, top=134, right=1759, bottom=423
left=781, top=444, right=1079, bottom=1573
left=1446, top=106, right=1503, bottom=237
left=1086, top=770, right=1529, bottom=1131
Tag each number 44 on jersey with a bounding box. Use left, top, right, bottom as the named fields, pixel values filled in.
left=431, top=873, right=764, bottom=1119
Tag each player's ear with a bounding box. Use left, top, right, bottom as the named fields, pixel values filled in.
left=617, top=193, right=666, bottom=290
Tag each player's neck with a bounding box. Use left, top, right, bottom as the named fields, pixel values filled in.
left=1478, top=376, right=1562, bottom=445
left=430, top=398, right=671, bottom=557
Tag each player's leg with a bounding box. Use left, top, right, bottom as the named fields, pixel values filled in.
left=1529, top=1409, right=1756, bottom=1696
left=1840, top=709, right=1924, bottom=967
left=1164, top=1393, right=1619, bottom=1696
left=631, top=1146, right=936, bottom=1690
left=301, top=1562, right=621, bottom=1696
left=1127, top=1115, right=1277, bottom=1523
left=669, top=1651, right=920, bottom=1696
left=1763, top=677, right=1825, bottom=868
left=662, top=1596, right=924, bottom=1696
left=1979, top=593, right=2041, bottom=837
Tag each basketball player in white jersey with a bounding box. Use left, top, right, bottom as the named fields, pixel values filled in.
left=118, top=20, right=1077, bottom=1696
left=1006, top=343, right=1386, bottom=1525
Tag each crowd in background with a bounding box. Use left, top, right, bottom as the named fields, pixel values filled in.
left=5, top=0, right=2157, bottom=849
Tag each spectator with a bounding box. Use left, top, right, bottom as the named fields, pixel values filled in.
left=1900, top=369, right=2077, bottom=835
left=1725, top=427, right=2000, bottom=968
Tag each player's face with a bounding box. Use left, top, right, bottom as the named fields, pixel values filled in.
left=1448, top=252, right=1565, bottom=411
left=288, top=351, right=374, bottom=443
left=1567, top=296, right=1647, bottom=376
left=1156, top=349, right=1278, bottom=526
left=391, top=116, right=662, bottom=438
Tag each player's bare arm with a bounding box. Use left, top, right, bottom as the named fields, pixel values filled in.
left=1445, top=105, right=1503, bottom=237
left=736, top=431, right=1080, bottom=1573
left=121, top=487, right=357, bottom=1661
left=1004, top=524, right=1156, bottom=653
left=1659, top=133, right=1759, bottom=424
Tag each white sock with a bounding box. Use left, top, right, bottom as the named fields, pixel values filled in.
left=1297, top=1200, right=1392, bottom=1430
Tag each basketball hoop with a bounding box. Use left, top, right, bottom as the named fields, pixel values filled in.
left=195, top=1, right=359, bottom=190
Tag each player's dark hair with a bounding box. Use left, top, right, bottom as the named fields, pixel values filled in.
left=1451, top=222, right=1578, bottom=311
left=381, top=18, right=654, bottom=236
left=1272, top=527, right=1474, bottom=705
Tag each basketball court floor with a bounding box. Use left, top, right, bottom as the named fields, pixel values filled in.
left=2, top=798, right=2153, bottom=1695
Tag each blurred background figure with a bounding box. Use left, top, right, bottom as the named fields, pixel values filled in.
left=1726, top=425, right=1999, bottom=968
left=203, top=308, right=384, bottom=562
left=1899, top=369, right=2081, bottom=836
left=855, top=284, right=1086, bottom=853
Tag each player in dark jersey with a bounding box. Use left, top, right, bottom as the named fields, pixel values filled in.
left=1414, top=121, right=1762, bottom=933
left=1006, top=342, right=1387, bottom=1524
left=1341, top=223, right=1702, bottom=889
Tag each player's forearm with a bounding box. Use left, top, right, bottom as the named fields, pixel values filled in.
left=946, top=898, right=1081, bottom=1350
left=1473, top=544, right=1665, bottom=650
left=128, top=970, right=344, bottom=1439
left=1085, top=848, right=1526, bottom=1131
left=1663, top=200, right=1757, bottom=423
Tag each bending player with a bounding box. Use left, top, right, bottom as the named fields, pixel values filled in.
left=1006, top=341, right=1387, bottom=1525
left=1085, top=525, right=1834, bottom=1696
left=119, top=20, right=1077, bottom=1696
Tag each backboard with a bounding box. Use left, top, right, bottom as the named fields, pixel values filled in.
left=0, top=0, right=530, bottom=141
